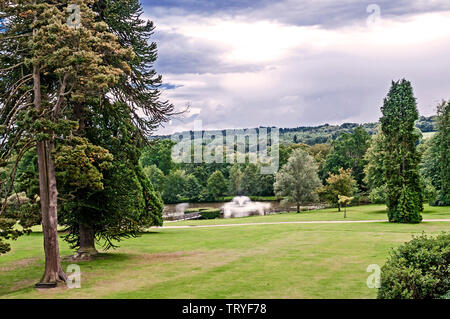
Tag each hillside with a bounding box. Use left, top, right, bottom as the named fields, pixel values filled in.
left=154, top=116, right=437, bottom=145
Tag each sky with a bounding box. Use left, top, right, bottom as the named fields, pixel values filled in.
left=140, top=0, right=450, bottom=135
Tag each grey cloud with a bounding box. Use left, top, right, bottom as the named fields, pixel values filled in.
left=145, top=0, right=450, bottom=29
left=154, top=31, right=263, bottom=74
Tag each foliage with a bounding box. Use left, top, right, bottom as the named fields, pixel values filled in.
left=241, top=164, right=259, bottom=196
left=163, top=170, right=187, bottom=204
left=53, top=0, right=172, bottom=252
left=435, top=100, right=450, bottom=205
left=0, top=192, right=35, bottom=254
left=199, top=209, right=221, bottom=220
left=143, top=164, right=165, bottom=194
left=320, top=126, right=371, bottom=190
left=364, top=128, right=386, bottom=192
left=338, top=195, right=354, bottom=206
left=54, top=137, right=113, bottom=192
left=380, top=79, right=423, bottom=223
left=317, top=168, right=357, bottom=211
left=58, top=103, right=164, bottom=250
left=378, top=232, right=450, bottom=299
left=274, top=149, right=322, bottom=213
left=140, top=139, right=177, bottom=175
left=338, top=195, right=354, bottom=218
left=423, top=178, right=438, bottom=205
left=368, top=185, right=387, bottom=204
left=184, top=174, right=202, bottom=202
left=207, top=170, right=228, bottom=201
left=229, top=164, right=244, bottom=196
left=419, top=136, right=441, bottom=194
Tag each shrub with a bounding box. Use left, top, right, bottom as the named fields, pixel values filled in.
left=369, top=185, right=387, bottom=204
left=199, top=209, right=221, bottom=220
left=378, top=232, right=450, bottom=299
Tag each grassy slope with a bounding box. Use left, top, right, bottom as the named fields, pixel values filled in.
left=0, top=205, right=449, bottom=299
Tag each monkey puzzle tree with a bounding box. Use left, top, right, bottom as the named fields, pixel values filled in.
left=57, top=0, right=174, bottom=256
left=380, top=80, right=423, bottom=223
left=0, top=0, right=132, bottom=285
left=57, top=102, right=164, bottom=258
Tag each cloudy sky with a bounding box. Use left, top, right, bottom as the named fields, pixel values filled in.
left=140, top=0, right=450, bottom=135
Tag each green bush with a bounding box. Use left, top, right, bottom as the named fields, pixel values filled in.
left=199, top=209, right=221, bottom=220
left=378, top=232, right=450, bottom=299
left=369, top=185, right=387, bottom=204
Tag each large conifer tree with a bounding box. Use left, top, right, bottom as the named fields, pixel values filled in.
left=1, top=0, right=133, bottom=285
left=57, top=0, right=173, bottom=257
left=380, top=79, right=423, bottom=223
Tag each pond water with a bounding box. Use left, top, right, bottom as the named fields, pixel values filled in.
left=163, top=199, right=325, bottom=220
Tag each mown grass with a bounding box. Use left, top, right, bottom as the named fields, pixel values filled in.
left=0, top=205, right=449, bottom=299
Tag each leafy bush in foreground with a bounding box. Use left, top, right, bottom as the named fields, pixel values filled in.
left=378, top=232, right=450, bottom=299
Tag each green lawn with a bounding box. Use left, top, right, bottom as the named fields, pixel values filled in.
left=1, top=204, right=449, bottom=299
left=169, top=204, right=450, bottom=226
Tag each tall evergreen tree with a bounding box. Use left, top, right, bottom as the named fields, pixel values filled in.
left=380, top=80, right=423, bottom=223
left=435, top=100, right=450, bottom=205
left=56, top=0, right=174, bottom=257
left=1, top=0, right=133, bottom=284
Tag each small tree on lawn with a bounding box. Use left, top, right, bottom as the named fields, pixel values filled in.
left=274, top=149, right=322, bottom=213
left=338, top=195, right=354, bottom=218
left=318, top=168, right=357, bottom=212
left=207, top=170, right=228, bottom=201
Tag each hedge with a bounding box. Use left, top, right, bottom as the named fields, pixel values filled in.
left=199, top=209, right=221, bottom=220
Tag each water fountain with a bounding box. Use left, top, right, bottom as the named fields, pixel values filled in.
left=221, top=196, right=272, bottom=218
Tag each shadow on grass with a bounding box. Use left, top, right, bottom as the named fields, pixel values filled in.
left=0, top=252, right=135, bottom=297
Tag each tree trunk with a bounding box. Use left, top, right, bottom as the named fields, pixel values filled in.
left=34, top=64, right=66, bottom=287
left=338, top=203, right=341, bottom=212
left=297, top=204, right=300, bottom=213
left=72, top=103, right=98, bottom=259
left=76, top=224, right=98, bottom=258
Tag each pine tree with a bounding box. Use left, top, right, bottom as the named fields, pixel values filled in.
left=1, top=0, right=133, bottom=284
left=380, top=79, right=423, bottom=223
